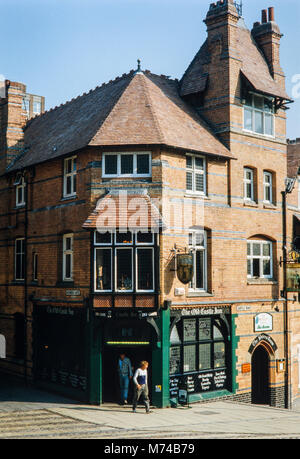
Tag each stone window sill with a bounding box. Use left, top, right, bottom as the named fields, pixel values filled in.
left=184, top=193, right=210, bottom=200
left=187, top=292, right=214, bottom=298
left=61, top=195, right=77, bottom=202
left=263, top=202, right=277, bottom=210
left=243, top=200, right=258, bottom=208
left=247, top=279, right=277, bottom=285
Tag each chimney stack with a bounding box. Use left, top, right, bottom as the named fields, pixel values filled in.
left=268, top=6, right=275, bottom=22
left=262, top=9, right=268, bottom=23
left=251, top=6, right=284, bottom=86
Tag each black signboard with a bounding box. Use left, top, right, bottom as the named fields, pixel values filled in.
left=170, top=368, right=228, bottom=398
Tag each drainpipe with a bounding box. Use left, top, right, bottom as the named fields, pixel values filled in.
left=281, top=190, right=289, bottom=409
left=24, top=171, right=29, bottom=383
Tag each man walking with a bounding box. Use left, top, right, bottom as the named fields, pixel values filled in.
left=132, top=360, right=151, bottom=413
left=118, top=352, right=132, bottom=405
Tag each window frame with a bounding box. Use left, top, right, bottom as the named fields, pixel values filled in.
left=32, top=252, right=38, bottom=282
left=247, top=239, right=273, bottom=279
left=63, top=156, right=77, bottom=198
left=186, top=154, right=206, bottom=195
left=15, top=238, right=25, bottom=281
left=62, top=234, right=74, bottom=281
left=94, top=247, right=113, bottom=292
left=243, top=93, right=275, bottom=138
left=170, top=316, right=228, bottom=376
left=102, top=152, right=152, bottom=178
left=16, top=176, right=26, bottom=207
left=188, top=231, right=207, bottom=292
left=93, top=231, right=155, bottom=293
left=243, top=167, right=254, bottom=201
left=263, top=171, right=273, bottom=204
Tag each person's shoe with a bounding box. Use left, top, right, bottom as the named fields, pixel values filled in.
left=124, top=400, right=128, bottom=405
left=146, top=409, right=153, bottom=414
left=132, top=408, right=136, bottom=413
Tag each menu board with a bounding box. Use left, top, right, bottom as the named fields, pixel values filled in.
left=183, top=318, right=196, bottom=342
left=170, top=346, right=181, bottom=375
left=170, top=369, right=228, bottom=399
left=170, top=377, right=180, bottom=397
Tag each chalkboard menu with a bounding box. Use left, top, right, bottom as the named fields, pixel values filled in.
left=183, top=318, right=196, bottom=342
left=170, top=346, right=181, bottom=375
left=170, top=369, right=228, bottom=399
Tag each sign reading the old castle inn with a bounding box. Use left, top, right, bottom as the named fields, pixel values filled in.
left=254, top=313, right=273, bottom=333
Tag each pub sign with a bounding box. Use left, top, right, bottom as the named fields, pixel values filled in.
left=177, top=253, right=193, bottom=285
left=286, top=263, right=300, bottom=292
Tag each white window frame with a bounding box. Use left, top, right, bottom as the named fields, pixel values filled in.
left=243, top=93, right=275, bottom=138
left=94, top=247, right=112, bottom=292
left=16, top=176, right=26, bottom=207
left=263, top=171, right=273, bottom=204
left=15, top=238, right=25, bottom=281
left=94, top=231, right=113, bottom=246
left=102, top=152, right=152, bottom=178
left=22, top=97, right=30, bottom=116
left=136, top=247, right=155, bottom=293
left=188, top=231, right=207, bottom=292
left=33, top=98, right=42, bottom=115
left=115, top=247, right=134, bottom=292
left=63, top=156, right=77, bottom=198
left=63, top=234, right=73, bottom=281
left=135, top=231, right=155, bottom=246
left=186, top=154, right=206, bottom=195
left=247, top=240, right=273, bottom=279
left=33, top=252, right=38, bottom=281
left=244, top=168, right=254, bottom=201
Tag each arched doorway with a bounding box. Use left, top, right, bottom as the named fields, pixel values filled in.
left=251, top=345, right=270, bottom=405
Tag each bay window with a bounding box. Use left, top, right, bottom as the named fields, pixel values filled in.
left=94, top=231, right=155, bottom=293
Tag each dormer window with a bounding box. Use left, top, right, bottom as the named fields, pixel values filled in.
left=243, top=93, right=274, bottom=137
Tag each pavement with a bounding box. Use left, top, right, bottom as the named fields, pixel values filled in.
left=1, top=374, right=300, bottom=439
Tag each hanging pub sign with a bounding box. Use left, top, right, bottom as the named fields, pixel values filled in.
left=177, top=253, right=194, bottom=285
left=286, top=263, right=300, bottom=292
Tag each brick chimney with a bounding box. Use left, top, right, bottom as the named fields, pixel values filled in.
left=199, top=0, right=240, bottom=145
left=0, top=80, right=28, bottom=174
left=251, top=7, right=285, bottom=87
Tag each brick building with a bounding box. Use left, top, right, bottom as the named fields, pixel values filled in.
left=0, top=0, right=298, bottom=408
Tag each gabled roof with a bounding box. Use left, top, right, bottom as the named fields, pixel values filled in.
left=8, top=70, right=233, bottom=173
left=180, top=20, right=290, bottom=101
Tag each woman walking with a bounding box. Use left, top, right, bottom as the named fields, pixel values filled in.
left=132, top=361, right=151, bottom=413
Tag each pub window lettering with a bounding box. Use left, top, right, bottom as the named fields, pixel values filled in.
left=169, top=317, right=228, bottom=376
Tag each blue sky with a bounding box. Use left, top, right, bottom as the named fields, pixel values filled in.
left=0, top=0, right=299, bottom=138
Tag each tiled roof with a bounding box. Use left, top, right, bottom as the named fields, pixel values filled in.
left=82, top=190, right=164, bottom=231
left=8, top=71, right=233, bottom=173
left=180, top=21, right=290, bottom=101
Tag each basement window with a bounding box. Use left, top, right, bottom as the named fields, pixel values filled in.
left=243, top=94, right=274, bottom=137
